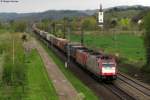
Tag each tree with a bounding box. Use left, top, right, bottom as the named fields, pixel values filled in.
left=143, top=12, right=150, bottom=72
left=37, top=21, right=49, bottom=32
left=82, top=17, right=97, bottom=31
left=12, top=21, right=27, bottom=32
left=119, top=18, right=131, bottom=30
left=111, top=18, right=118, bottom=27
left=22, top=34, right=27, bottom=42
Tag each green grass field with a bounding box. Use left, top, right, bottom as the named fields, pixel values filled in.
left=70, top=32, right=146, bottom=64
left=25, top=50, right=58, bottom=100
left=0, top=31, right=58, bottom=100
left=41, top=40, right=98, bottom=100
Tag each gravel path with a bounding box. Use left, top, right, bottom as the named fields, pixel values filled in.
left=24, top=38, right=78, bottom=100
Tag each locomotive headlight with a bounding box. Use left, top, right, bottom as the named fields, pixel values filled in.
left=112, top=67, right=116, bottom=70
left=112, top=67, right=116, bottom=74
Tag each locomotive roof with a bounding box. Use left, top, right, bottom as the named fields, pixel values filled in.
left=78, top=47, right=88, bottom=50
left=47, top=34, right=54, bottom=37
left=68, top=42, right=81, bottom=45
left=71, top=45, right=83, bottom=47
left=87, top=50, right=113, bottom=59
left=43, top=32, right=49, bottom=34
left=101, top=55, right=112, bottom=59
left=90, top=52, right=102, bottom=55
left=57, top=38, right=68, bottom=41
left=72, top=47, right=85, bottom=50
left=80, top=49, right=94, bottom=53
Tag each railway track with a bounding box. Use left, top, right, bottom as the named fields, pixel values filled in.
left=115, top=73, right=150, bottom=100
left=34, top=33, right=150, bottom=100
left=119, top=73, right=150, bottom=96
left=103, top=83, right=135, bottom=100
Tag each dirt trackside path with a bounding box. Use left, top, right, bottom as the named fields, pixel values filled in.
left=27, top=38, right=78, bottom=100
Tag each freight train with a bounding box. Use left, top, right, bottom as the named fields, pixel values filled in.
left=32, top=24, right=117, bottom=81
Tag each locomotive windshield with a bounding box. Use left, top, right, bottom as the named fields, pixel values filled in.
left=102, top=63, right=115, bottom=67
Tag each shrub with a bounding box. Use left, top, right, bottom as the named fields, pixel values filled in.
left=143, top=12, right=150, bottom=72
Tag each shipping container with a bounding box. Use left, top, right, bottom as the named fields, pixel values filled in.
left=65, top=43, right=82, bottom=57
left=70, top=45, right=84, bottom=58
left=57, top=38, right=69, bottom=52
left=76, top=48, right=93, bottom=67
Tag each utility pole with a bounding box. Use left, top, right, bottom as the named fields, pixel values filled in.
left=51, top=22, right=56, bottom=35
left=64, top=25, right=66, bottom=39
left=80, top=17, right=84, bottom=46
left=81, top=28, right=84, bottom=45
left=65, top=19, right=71, bottom=68
left=12, top=37, right=15, bottom=65
left=63, top=17, right=67, bottom=39
left=78, top=17, right=84, bottom=46
left=63, top=25, right=66, bottom=39
left=51, top=22, right=56, bottom=49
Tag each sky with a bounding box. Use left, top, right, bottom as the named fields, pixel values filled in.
left=0, top=0, right=150, bottom=13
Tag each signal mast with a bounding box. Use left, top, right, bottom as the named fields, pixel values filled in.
left=98, top=4, right=104, bottom=28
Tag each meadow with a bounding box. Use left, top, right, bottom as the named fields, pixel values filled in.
left=70, top=31, right=146, bottom=65
left=0, top=31, right=58, bottom=100
left=25, top=50, right=58, bottom=100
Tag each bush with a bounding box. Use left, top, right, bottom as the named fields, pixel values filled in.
left=82, top=17, right=97, bottom=31
left=21, top=34, right=27, bottom=41
left=2, top=54, right=13, bottom=85
left=119, top=18, right=131, bottom=30
left=12, top=62, right=26, bottom=86
left=12, top=21, right=27, bottom=32
left=143, top=12, right=150, bottom=72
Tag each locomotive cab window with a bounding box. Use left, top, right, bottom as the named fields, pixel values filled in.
left=102, top=64, right=114, bottom=67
